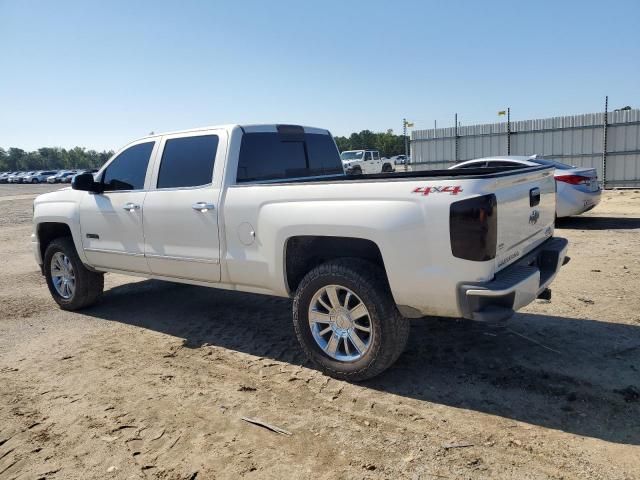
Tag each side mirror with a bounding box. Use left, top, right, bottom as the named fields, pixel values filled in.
left=72, top=172, right=102, bottom=193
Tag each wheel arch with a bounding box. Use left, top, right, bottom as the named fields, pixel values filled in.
left=284, top=235, right=388, bottom=295
left=37, top=222, right=74, bottom=262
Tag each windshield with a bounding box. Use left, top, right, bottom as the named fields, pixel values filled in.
left=340, top=151, right=364, bottom=161
left=531, top=158, right=575, bottom=170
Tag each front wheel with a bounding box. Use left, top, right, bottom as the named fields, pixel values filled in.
left=293, top=259, right=410, bottom=381
left=44, top=237, right=104, bottom=310
left=31, top=178, right=39, bottom=184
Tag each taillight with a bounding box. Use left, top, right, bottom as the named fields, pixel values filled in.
left=555, top=175, right=590, bottom=185
left=450, top=194, right=497, bottom=261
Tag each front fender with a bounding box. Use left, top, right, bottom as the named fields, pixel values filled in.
left=33, top=190, right=87, bottom=266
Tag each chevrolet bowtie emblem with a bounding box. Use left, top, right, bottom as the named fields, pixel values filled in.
left=529, top=210, right=540, bottom=225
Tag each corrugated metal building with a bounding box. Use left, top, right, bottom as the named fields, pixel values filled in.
left=411, top=109, right=640, bottom=187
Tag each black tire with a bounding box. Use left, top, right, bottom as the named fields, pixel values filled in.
left=293, top=258, right=410, bottom=381
left=44, top=237, right=104, bottom=311
left=31, top=178, right=38, bottom=184
left=382, top=163, right=393, bottom=173
left=351, top=166, right=362, bottom=175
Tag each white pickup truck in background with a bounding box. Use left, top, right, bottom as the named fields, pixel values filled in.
left=32, top=124, right=568, bottom=380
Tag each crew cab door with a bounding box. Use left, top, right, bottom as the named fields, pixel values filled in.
left=372, top=151, right=382, bottom=172
left=142, top=130, right=226, bottom=283
left=363, top=151, right=375, bottom=174
left=79, top=140, right=157, bottom=273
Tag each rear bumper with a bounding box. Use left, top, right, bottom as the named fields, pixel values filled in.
left=556, top=186, right=601, bottom=218
left=458, top=237, right=568, bottom=322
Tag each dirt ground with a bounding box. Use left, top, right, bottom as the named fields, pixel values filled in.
left=1, top=184, right=639, bottom=480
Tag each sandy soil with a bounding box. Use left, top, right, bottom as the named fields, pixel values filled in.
left=0, top=186, right=639, bottom=480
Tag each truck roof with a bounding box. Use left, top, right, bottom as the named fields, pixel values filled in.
left=137, top=124, right=331, bottom=141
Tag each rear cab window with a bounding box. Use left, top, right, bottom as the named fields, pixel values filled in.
left=236, top=128, right=343, bottom=183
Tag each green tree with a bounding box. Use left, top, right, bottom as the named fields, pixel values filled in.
left=0, top=146, right=114, bottom=171
left=8, top=148, right=27, bottom=170
left=334, top=129, right=408, bottom=158
left=0, top=148, right=8, bottom=170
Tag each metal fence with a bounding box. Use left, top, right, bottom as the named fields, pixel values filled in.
left=411, top=109, right=640, bottom=187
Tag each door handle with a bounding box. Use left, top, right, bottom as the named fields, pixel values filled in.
left=123, top=202, right=140, bottom=212
left=192, top=202, right=215, bottom=212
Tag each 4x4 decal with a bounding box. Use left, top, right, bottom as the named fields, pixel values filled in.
left=412, top=185, right=463, bottom=196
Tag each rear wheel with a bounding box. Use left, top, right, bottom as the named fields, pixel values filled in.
left=382, top=163, right=393, bottom=173
left=44, top=237, right=104, bottom=310
left=31, top=178, right=38, bottom=184
left=293, top=259, right=410, bottom=381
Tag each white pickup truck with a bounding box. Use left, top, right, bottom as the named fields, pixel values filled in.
left=32, top=124, right=568, bottom=380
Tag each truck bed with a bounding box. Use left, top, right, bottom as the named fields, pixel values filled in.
left=240, top=164, right=535, bottom=185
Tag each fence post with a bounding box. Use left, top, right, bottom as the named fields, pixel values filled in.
left=454, top=113, right=458, bottom=162
left=507, top=107, right=511, bottom=155
left=602, top=96, right=608, bottom=189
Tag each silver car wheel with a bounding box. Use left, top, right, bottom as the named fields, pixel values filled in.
left=308, top=285, right=373, bottom=362
left=51, top=252, right=76, bottom=299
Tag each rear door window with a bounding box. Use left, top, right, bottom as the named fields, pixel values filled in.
left=488, top=161, right=522, bottom=167
left=157, top=135, right=219, bottom=189
left=456, top=161, right=487, bottom=169
left=237, top=132, right=342, bottom=182
left=102, top=142, right=154, bottom=191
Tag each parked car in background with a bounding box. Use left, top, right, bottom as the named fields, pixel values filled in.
left=47, top=170, right=77, bottom=183
left=62, top=171, right=81, bottom=183
left=0, top=171, right=18, bottom=183
left=32, top=123, right=568, bottom=381
left=23, top=170, right=59, bottom=184
left=340, top=149, right=394, bottom=174
left=9, top=171, right=35, bottom=183
left=394, top=155, right=409, bottom=165
left=449, top=155, right=601, bottom=218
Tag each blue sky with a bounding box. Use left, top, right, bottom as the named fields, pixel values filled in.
left=1, top=0, right=638, bottom=151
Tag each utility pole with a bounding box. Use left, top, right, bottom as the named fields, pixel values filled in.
left=603, top=96, right=608, bottom=188
left=498, top=108, right=511, bottom=155
left=403, top=118, right=408, bottom=160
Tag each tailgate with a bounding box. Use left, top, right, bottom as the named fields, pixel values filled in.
left=494, top=167, right=556, bottom=271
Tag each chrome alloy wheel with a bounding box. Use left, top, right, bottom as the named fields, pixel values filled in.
left=51, top=252, right=76, bottom=299
left=308, top=285, right=373, bottom=362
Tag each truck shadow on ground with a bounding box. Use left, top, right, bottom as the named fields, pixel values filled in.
left=86, top=279, right=640, bottom=445
left=556, top=216, right=640, bottom=230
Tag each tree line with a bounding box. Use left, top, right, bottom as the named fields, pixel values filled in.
left=0, top=147, right=114, bottom=172
left=1, top=128, right=408, bottom=172
left=333, top=130, right=408, bottom=158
